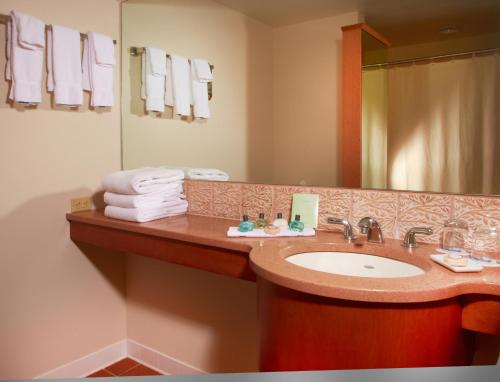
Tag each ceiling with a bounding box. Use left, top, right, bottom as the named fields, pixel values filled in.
left=214, top=0, right=500, bottom=46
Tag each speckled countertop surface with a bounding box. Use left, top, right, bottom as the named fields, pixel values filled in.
left=67, top=211, right=500, bottom=303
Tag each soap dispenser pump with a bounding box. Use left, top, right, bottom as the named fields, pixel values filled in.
left=289, top=214, right=304, bottom=232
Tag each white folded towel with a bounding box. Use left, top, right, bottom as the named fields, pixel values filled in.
left=15, top=11, right=45, bottom=49
left=164, top=57, right=174, bottom=107
left=105, top=193, right=185, bottom=209
left=187, top=168, right=229, bottom=181
left=47, top=25, right=83, bottom=105
left=92, top=33, right=116, bottom=66
left=102, top=167, right=185, bottom=195
left=83, top=31, right=115, bottom=107
left=7, top=11, right=45, bottom=104
left=170, top=54, right=191, bottom=116
left=190, top=63, right=210, bottom=119
left=141, top=47, right=167, bottom=112
left=191, top=59, right=213, bottom=82
left=104, top=184, right=184, bottom=209
left=104, top=200, right=188, bottom=223
left=5, top=20, right=11, bottom=81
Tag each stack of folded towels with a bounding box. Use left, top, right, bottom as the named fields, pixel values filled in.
left=102, top=167, right=188, bottom=222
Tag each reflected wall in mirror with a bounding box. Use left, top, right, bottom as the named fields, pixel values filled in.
left=122, top=0, right=500, bottom=195
left=122, top=0, right=359, bottom=187
left=360, top=2, right=500, bottom=195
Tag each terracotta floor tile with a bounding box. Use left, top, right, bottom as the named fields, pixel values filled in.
left=87, top=369, right=114, bottom=378
left=104, top=358, right=140, bottom=376
left=122, top=364, right=162, bottom=376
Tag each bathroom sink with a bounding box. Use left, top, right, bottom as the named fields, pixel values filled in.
left=286, top=251, right=424, bottom=278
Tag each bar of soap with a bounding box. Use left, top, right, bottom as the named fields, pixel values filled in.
left=291, top=193, right=319, bottom=229
left=264, top=225, right=280, bottom=235
left=443, top=254, right=468, bottom=267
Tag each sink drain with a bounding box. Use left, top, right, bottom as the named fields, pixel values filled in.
left=364, top=264, right=375, bottom=269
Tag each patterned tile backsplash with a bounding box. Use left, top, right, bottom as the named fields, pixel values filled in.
left=185, top=180, right=500, bottom=244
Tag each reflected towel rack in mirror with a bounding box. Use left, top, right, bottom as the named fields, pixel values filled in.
left=129, top=46, right=214, bottom=72
left=0, top=13, right=117, bottom=44
left=130, top=46, right=214, bottom=100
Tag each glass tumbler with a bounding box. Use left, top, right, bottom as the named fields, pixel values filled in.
left=442, top=219, right=469, bottom=254
left=472, top=227, right=499, bottom=262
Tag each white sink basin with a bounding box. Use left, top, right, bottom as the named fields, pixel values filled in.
left=286, top=251, right=424, bottom=278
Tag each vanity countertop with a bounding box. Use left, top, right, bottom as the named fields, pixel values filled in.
left=67, top=211, right=500, bottom=303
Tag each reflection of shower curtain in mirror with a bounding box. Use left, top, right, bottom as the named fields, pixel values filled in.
left=362, top=54, right=500, bottom=194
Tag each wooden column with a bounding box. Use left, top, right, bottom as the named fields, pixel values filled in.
left=341, top=23, right=390, bottom=188
left=341, top=25, right=363, bottom=188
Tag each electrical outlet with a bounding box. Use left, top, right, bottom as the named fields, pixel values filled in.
left=71, top=197, right=93, bottom=212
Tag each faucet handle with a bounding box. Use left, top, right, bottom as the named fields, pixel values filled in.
left=358, top=217, right=384, bottom=243
left=327, top=217, right=356, bottom=241
left=402, top=227, right=433, bottom=248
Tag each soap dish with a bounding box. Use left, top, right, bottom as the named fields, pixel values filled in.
left=227, top=227, right=315, bottom=238
left=430, top=254, right=483, bottom=273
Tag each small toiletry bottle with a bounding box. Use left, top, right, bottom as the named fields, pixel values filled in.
left=273, top=213, right=288, bottom=229
left=238, top=215, right=255, bottom=232
left=289, top=214, right=304, bottom=232
left=255, top=213, right=269, bottom=229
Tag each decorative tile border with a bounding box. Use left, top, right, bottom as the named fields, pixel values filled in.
left=185, top=180, right=500, bottom=244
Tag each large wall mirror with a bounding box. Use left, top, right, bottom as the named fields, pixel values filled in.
left=121, top=0, right=500, bottom=195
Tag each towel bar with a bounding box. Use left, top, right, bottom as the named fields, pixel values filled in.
left=0, top=13, right=117, bottom=44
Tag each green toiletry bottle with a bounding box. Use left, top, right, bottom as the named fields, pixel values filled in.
left=289, top=214, right=305, bottom=232
left=238, top=215, right=255, bottom=232
left=255, top=212, right=269, bottom=229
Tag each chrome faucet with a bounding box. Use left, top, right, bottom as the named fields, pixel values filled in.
left=358, top=217, right=384, bottom=243
left=402, top=227, right=433, bottom=248
left=327, top=217, right=356, bottom=241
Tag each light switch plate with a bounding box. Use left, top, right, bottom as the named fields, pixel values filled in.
left=71, top=197, right=92, bottom=212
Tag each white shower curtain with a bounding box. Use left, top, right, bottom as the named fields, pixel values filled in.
left=362, top=53, right=500, bottom=194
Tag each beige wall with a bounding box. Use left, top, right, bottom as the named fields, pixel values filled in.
left=0, top=0, right=125, bottom=378
left=122, top=0, right=274, bottom=184
left=272, top=12, right=359, bottom=187
left=126, top=256, right=259, bottom=372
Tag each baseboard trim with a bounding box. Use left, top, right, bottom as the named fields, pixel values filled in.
left=35, top=340, right=127, bottom=379
left=127, top=339, right=206, bottom=375
left=34, top=339, right=206, bottom=378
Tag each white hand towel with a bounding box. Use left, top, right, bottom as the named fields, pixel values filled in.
left=104, top=200, right=188, bottom=223
left=164, top=57, right=174, bottom=107
left=47, top=25, right=83, bottom=105
left=187, top=168, right=229, bottom=181
left=15, top=11, right=45, bottom=49
left=191, top=58, right=213, bottom=82
left=92, top=32, right=116, bottom=66
left=104, top=184, right=185, bottom=209
left=170, top=54, right=191, bottom=116
left=190, top=64, right=210, bottom=119
left=102, top=167, right=185, bottom=195
left=140, top=52, right=146, bottom=99
left=82, top=39, right=91, bottom=91
left=142, top=47, right=166, bottom=112
left=5, top=21, right=11, bottom=80
left=8, top=11, right=45, bottom=104
left=82, top=31, right=114, bottom=107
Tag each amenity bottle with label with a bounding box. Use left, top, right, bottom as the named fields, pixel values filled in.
left=238, top=215, right=255, bottom=232
left=273, top=213, right=288, bottom=230
left=255, top=213, right=269, bottom=229
left=289, top=214, right=304, bottom=232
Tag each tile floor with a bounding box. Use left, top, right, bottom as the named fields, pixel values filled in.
left=87, top=358, right=162, bottom=378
